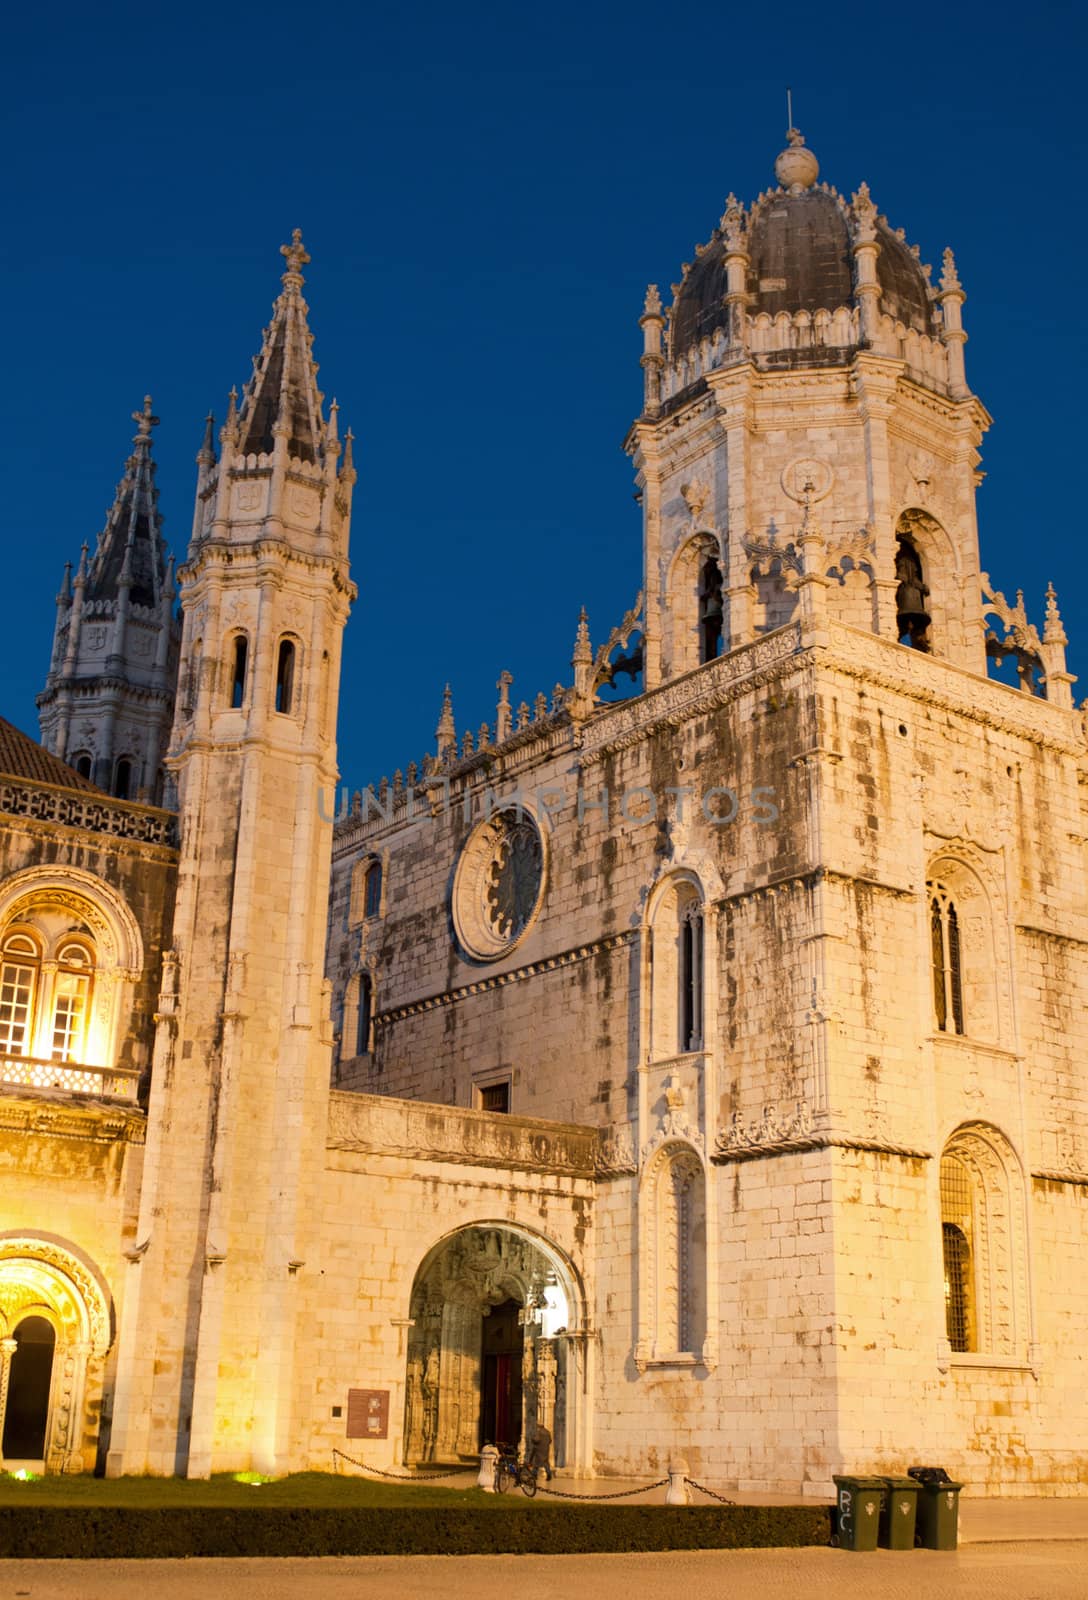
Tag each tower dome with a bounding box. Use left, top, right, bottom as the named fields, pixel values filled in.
left=667, top=130, right=938, bottom=366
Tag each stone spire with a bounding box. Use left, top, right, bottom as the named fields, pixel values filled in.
left=236, top=230, right=326, bottom=463
left=85, top=396, right=168, bottom=610
left=38, top=400, right=180, bottom=799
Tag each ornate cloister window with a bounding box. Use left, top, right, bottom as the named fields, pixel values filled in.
left=0, top=869, right=143, bottom=1101
left=937, top=1125, right=1030, bottom=1362
left=0, top=931, right=94, bottom=1063
left=929, top=882, right=964, bottom=1034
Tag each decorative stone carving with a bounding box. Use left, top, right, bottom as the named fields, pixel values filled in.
left=781, top=458, right=833, bottom=503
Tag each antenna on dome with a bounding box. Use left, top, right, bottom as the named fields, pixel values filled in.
left=786, top=86, right=793, bottom=132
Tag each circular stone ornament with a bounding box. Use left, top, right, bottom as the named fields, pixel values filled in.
left=781, top=457, right=834, bottom=503
left=452, top=809, right=546, bottom=962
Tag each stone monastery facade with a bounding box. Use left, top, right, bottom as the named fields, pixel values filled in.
left=1, top=132, right=1086, bottom=1496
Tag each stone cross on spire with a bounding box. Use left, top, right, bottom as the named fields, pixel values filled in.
left=280, top=228, right=311, bottom=282
left=133, top=395, right=160, bottom=439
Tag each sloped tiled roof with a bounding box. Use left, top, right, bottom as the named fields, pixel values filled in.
left=0, top=717, right=105, bottom=794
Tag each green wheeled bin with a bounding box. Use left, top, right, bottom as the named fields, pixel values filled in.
left=832, top=1475, right=885, bottom=1551
left=879, top=1476, right=919, bottom=1549
left=908, top=1466, right=964, bottom=1550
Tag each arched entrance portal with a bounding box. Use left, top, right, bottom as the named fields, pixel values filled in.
left=404, top=1226, right=578, bottom=1467
left=0, top=1235, right=113, bottom=1473
left=2, top=1317, right=55, bottom=1460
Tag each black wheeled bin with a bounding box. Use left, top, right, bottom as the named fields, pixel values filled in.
left=832, top=1475, right=885, bottom=1551
left=879, top=1476, right=919, bottom=1549
left=908, top=1466, right=964, bottom=1549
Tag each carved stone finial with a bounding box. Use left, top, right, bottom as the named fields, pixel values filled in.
left=940, top=247, right=961, bottom=293
left=280, top=227, right=311, bottom=281
left=642, top=283, right=663, bottom=318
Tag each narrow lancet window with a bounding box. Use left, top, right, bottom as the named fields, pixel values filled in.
left=679, top=907, right=704, bottom=1052
left=231, top=635, right=248, bottom=708
left=930, top=883, right=965, bottom=1035
left=356, top=973, right=372, bottom=1057
left=275, top=639, right=296, bottom=715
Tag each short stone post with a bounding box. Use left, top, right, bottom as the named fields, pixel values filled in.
left=478, top=1443, right=499, bottom=1493
left=666, top=1455, right=690, bottom=1505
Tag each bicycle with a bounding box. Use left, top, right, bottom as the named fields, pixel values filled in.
left=494, top=1442, right=538, bottom=1497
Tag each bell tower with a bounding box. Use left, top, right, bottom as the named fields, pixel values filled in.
left=105, top=233, right=356, bottom=1477
left=627, top=130, right=995, bottom=690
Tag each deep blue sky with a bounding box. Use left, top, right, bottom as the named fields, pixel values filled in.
left=3, top=1, right=1085, bottom=790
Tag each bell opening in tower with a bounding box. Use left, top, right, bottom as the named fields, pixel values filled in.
left=895, top=536, right=931, bottom=652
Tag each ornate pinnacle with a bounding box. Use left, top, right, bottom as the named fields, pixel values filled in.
left=642, top=284, right=663, bottom=319
left=280, top=227, right=311, bottom=282
left=436, top=683, right=456, bottom=757
left=197, top=412, right=217, bottom=466
left=573, top=606, right=592, bottom=666
left=327, top=398, right=339, bottom=444
left=1044, top=581, right=1067, bottom=644
left=132, top=395, right=159, bottom=441
left=940, top=247, right=962, bottom=293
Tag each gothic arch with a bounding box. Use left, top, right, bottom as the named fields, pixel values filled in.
left=936, top=1123, right=1030, bottom=1360
left=0, top=1233, right=114, bottom=1472
left=403, top=1222, right=586, bottom=1471
left=664, top=531, right=723, bottom=678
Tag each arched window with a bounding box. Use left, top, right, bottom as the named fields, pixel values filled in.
left=649, top=877, right=705, bottom=1060
left=937, top=1126, right=1029, bottom=1359
left=0, top=929, right=94, bottom=1065
left=71, top=753, right=92, bottom=781
left=364, top=861, right=383, bottom=920
left=274, top=639, right=296, bottom=715
left=895, top=535, right=931, bottom=651
left=697, top=555, right=723, bottom=664
left=679, top=904, right=703, bottom=1053
left=930, top=882, right=965, bottom=1034
left=0, top=932, right=41, bottom=1057
left=51, top=942, right=93, bottom=1063
left=230, top=634, right=248, bottom=709
left=112, top=758, right=133, bottom=800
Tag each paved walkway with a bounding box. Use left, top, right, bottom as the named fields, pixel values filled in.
left=4, top=1543, right=1088, bottom=1600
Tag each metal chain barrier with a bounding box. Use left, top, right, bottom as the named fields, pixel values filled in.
left=332, top=1447, right=478, bottom=1482
left=685, top=1476, right=737, bottom=1505
left=536, top=1477, right=670, bottom=1500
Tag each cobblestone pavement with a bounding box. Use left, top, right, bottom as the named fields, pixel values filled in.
left=4, top=1543, right=1088, bottom=1600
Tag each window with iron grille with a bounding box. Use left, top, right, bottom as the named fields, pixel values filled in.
left=940, top=1153, right=974, bottom=1352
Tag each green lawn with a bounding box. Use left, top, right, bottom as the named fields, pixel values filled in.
left=0, top=1468, right=504, bottom=1509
